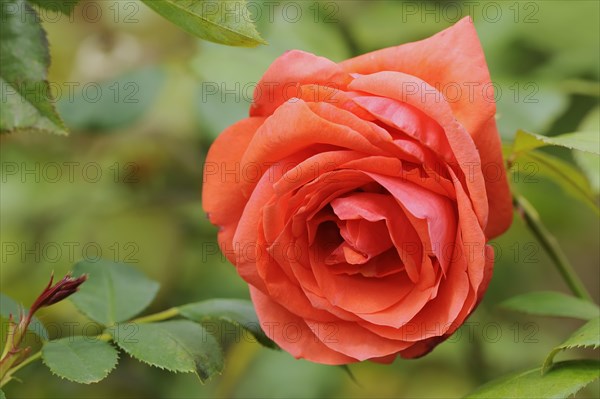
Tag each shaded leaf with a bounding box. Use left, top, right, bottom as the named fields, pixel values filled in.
left=513, top=129, right=600, bottom=155
left=495, top=83, right=568, bottom=140
left=511, top=150, right=599, bottom=214
left=500, top=291, right=600, bottom=320
left=575, top=107, right=600, bottom=193
left=543, top=317, right=600, bottom=373
left=0, top=293, right=48, bottom=340
left=0, top=0, right=66, bottom=135
left=178, top=298, right=277, bottom=349
left=575, top=151, right=600, bottom=194
left=466, top=360, right=600, bottom=399
left=57, top=67, right=166, bottom=132
left=28, top=0, right=79, bottom=15
left=70, top=259, right=160, bottom=325
left=141, top=0, right=266, bottom=47
left=41, top=336, right=118, bottom=383
left=109, top=321, right=223, bottom=382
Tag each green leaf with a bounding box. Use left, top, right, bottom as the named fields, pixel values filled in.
left=511, top=150, right=599, bottom=214
left=28, top=0, right=79, bottom=15
left=70, top=259, right=160, bottom=325
left=495, top=82, right=568, bottom=140
left=575, top=107, right=600, bottom=193
left=0, top=293, right=48, bottom=340
left=575, top=151, right=600, bottom=194
left=41, top=336, right=119, bottom=383
left=178, top=298, right=277, bottom=349
left=500, top=291, right=600, bottom=320
left=109, top=321, right=223, bottom=381
left=0, top=0, right=67, bottom=135
left=141, top=0, right=266, bottom=47
left=466, top=360, right=600, bottom=399
left=543, top=317, right=600, bottom=373
left=0, top=388, right=5, bottom=399
left=57, top=67, right=166, bottom=132
left=513, top=129, right=600, bottom=155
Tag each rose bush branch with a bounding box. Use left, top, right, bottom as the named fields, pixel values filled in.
left=0, top=306, right=178, bottom=387
left=514, top=194, right=594, bottom=302
left=0, top=260, right=276, bottom=388
left=0, top=273, right=87, bottom=386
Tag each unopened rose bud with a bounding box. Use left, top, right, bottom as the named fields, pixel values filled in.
left=28, top=273, right=87, bottom=316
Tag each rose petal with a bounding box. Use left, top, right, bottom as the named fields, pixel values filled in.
left=305, top=319, right=412, bottom=361
left=340, top=17, right=494, bottom=139
left=251, top=287, right=356, bottom=365
left=239, top=100, right=382, bottom=198
left=250, top=50, right=352, bottom=117
left=367, top=173, right=457, bottom=275
left=202, top=117, right=266, bottom=263
left=352, top=96, right=454, bottom=164
left=349, top=72, right=488, bottom=231
left=475, top=117, right=513, bottom=238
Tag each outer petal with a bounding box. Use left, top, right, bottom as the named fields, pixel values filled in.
left=475, top=117, right=513, bottom=238
left=250, top=287, right=357, bottom=365
left=250, top=50, right=352, bottom=117
left=340, top=17, right=493, bottom=138
left=202, top=117, right=266, bottom=262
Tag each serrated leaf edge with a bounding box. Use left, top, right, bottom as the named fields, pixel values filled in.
left=110, top=325, right=197, bottom=374
left=41, top=339, right=119, bottom=384
left=543, top=333, right=600, bottom=374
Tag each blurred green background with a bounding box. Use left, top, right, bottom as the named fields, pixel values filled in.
left=1, top=0, right=598, bottom=397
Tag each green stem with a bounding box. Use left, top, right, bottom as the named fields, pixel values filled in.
left=129, top=307, right=179, bottom=324
left=0, top=351, right=41, bottom=387
left=1, top=308, right=180, bottom=388
left=514, top=194, right=593, bottom=302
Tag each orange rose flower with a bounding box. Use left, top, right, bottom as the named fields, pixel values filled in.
left=202, top=17, right=512, bottom=364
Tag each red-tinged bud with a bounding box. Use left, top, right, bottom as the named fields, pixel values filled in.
left=28, top=273, right=87, bottom=317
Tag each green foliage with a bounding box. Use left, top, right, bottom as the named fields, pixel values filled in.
left=1, top=1, right=599, bottom=397
left=0, top=293, right=48, bottom=340
left=466, top=360, right=600, bottom=399
left=511, top=150, right=598, bottom=214
left=57, top=67, right=166, bottom=132
left=141, top=0, right=266, bottom=47
left=178, top=298, right=277, bottom=349
left=575, top=107, right=600, bottom=193
left=0, top=261, right=269, bottom=387
left=28, top=0, right=79, bottom=15
left=543, top=318, right=600, bottom=373
left=109, top=321, right=223, bottom=382
left=0, top=0, right=66, bottom=135
left=0, top=388, right=5, bottom=399
left=508, top=124, right=600, bottom=213
left=70, top=260, right=160, bottom=325
left=513, top=130, right=600, bottom=155
left=501, top=291, right=600, bottom=320
left=575, top=151, right=600, bottom=194
left=41, top=336, right=118, bottom=383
